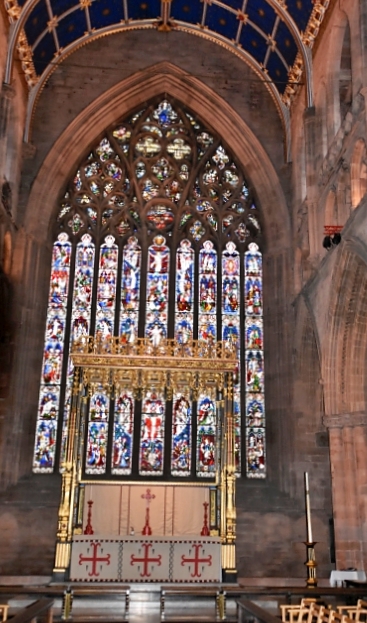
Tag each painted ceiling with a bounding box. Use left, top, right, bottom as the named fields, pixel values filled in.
left=6, top=0, right=330, bottom=107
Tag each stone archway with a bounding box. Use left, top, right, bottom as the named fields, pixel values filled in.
left=323, top=240, right=367, bottom=569
left=3, top=62, right=291, bottom=488
left=24, top=62, right=290, bottom=251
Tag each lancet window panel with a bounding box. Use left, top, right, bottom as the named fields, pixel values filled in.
left=32, top=97, right=265, bottom=479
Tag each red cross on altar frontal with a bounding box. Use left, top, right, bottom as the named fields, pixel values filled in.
left=141, top=488, right=155, bottom=535
left=78, top=541, right=110, bottom=577
left=130, top=542, right=162, bottom=578
left=181, top=543, right=212, bottom=578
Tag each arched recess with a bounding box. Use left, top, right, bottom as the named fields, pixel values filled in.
left=339, top=19, right=352, bottom=122
left=24, top=62, right=290, bottom=251
left=324, top=10, right=353, bottom=136
left=322, top=238, right=367, bottom=569
left=323, top=239, right=367, bottom=416
left=324, top=188, right=338, bottom=228
left=351, top=139, right=367, bottom=208
left=316, top=82, right=328, bottom=158
left=336, top=165, right=351, bottom=225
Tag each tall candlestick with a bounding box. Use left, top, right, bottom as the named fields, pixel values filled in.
left=304, top=472, right=313, bottom=543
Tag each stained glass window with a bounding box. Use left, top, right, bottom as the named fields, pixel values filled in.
left=33, top=97, right=265, bottom=479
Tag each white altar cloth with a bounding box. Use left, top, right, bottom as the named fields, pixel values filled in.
left=70, top=535, right=221, bottom=582
left=329, top=570, right=366, bottom=586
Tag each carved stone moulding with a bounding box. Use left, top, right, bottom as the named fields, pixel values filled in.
left=322, top=411, right=367, bottom=429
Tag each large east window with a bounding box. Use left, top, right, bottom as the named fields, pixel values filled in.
left=33, top=98, right=265, bottom=479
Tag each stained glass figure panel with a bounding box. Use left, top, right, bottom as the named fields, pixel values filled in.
left=222, top=241, right=241, bottom=472
left=112, top=392, right=134, bottom=475
left=245, top=243, right=265, bottom=478
left=197, top=394, right=217, bottom=477
left=60, top=234, right=95, bottom=466
left=139, top=391, right=165, bottom=475
left=171, top=393, right=192, bottom=476
left=86, top=392, right=109, bottom=474
left=33, top=234, right=71, bottom=473
left=145, top=236, right=170, bottom=346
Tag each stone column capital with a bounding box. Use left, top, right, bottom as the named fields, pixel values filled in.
left=322, top=412, right=367, bottom=429
left=22, top=141, right=37, bottom=160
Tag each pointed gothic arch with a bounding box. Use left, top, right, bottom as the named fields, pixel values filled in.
left=24, top=63, right=290, bottom=251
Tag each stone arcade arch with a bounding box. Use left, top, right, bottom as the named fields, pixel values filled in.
left=24, top=63, right=290, bottom=248
left=323, top=234, right=367, bottom=569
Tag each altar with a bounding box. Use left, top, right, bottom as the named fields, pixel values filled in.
left=70, top=536, right=221, bottom=582
left=53, top=337, right=238, bottom=583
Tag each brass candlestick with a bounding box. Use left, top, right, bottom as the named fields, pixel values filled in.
left=304, top=541, right=317, bottom=587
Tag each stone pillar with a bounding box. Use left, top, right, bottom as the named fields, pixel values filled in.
left=323, top=412, right=367, bottom=569
left=360, top=1, right=367, bottom=85
left=0, top=84, right=16, bottom=184
left=360, top=88, right=367, bottom=129
left=303, top=106, right=321, bottom=260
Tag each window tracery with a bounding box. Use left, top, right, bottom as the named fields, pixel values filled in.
left=33, top=97, right=266, bottom=479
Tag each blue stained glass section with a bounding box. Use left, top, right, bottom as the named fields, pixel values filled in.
left=34, top=420, right=57, bottom=470
left=145, top=236, right=169, bottom=345
left=197, top=395, right=216, bottom=477
left=171, top=394, right=192, bottom=476
left=112, top=392, right=134, bottom=475
left=33, top=234, right=71, bottom=473
left=139, top=392, right=165, bottom=475
left=176, top=239, right=194, bottom=313
left=245, top=243, right=265, bottom=478
left=86, top=392, right=110, bottom=474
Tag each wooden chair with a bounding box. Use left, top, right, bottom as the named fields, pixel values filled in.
left=0, top=605, right=8, bottom=622
left=337, top=600, right=367, bottom=622
left=305, top=603, right=355, bottom=623
left=280, top=598, right=324, bottom=623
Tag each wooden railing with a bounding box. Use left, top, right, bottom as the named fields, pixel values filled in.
left=7, top=599, right=54, bottom=623
left=238, top=599, right=282, bottom=623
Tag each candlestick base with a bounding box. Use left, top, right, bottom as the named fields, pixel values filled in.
left=304, top=541, right=317, bottom=588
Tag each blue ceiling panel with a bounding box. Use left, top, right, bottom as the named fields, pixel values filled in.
left=205, top=3, right=239, bottom=40
left=274, top=18, right=298, bottom=67
left=171, top=0, right=203, bottom=25
left=57, top=8, right=88, bottom=49
left=266, top=50, right=289, bottom=92
left=286, top=0, right=313, bottom=33
left=89, top=0, right=124, bottom=30
left=246, top=0, right=276, bottom=38
left=219, top=0, right=244, bottom=11
left=33, top=31, right=57, bottom=74
left=127, top=0, right=161, bottom=21
left=240, top=23, right=268, bottom=66
left=19, top=0, right=320, bottom=97
left=50, top=0, right=76, bottom=19
left=25, top=0, right=50, bottom=47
